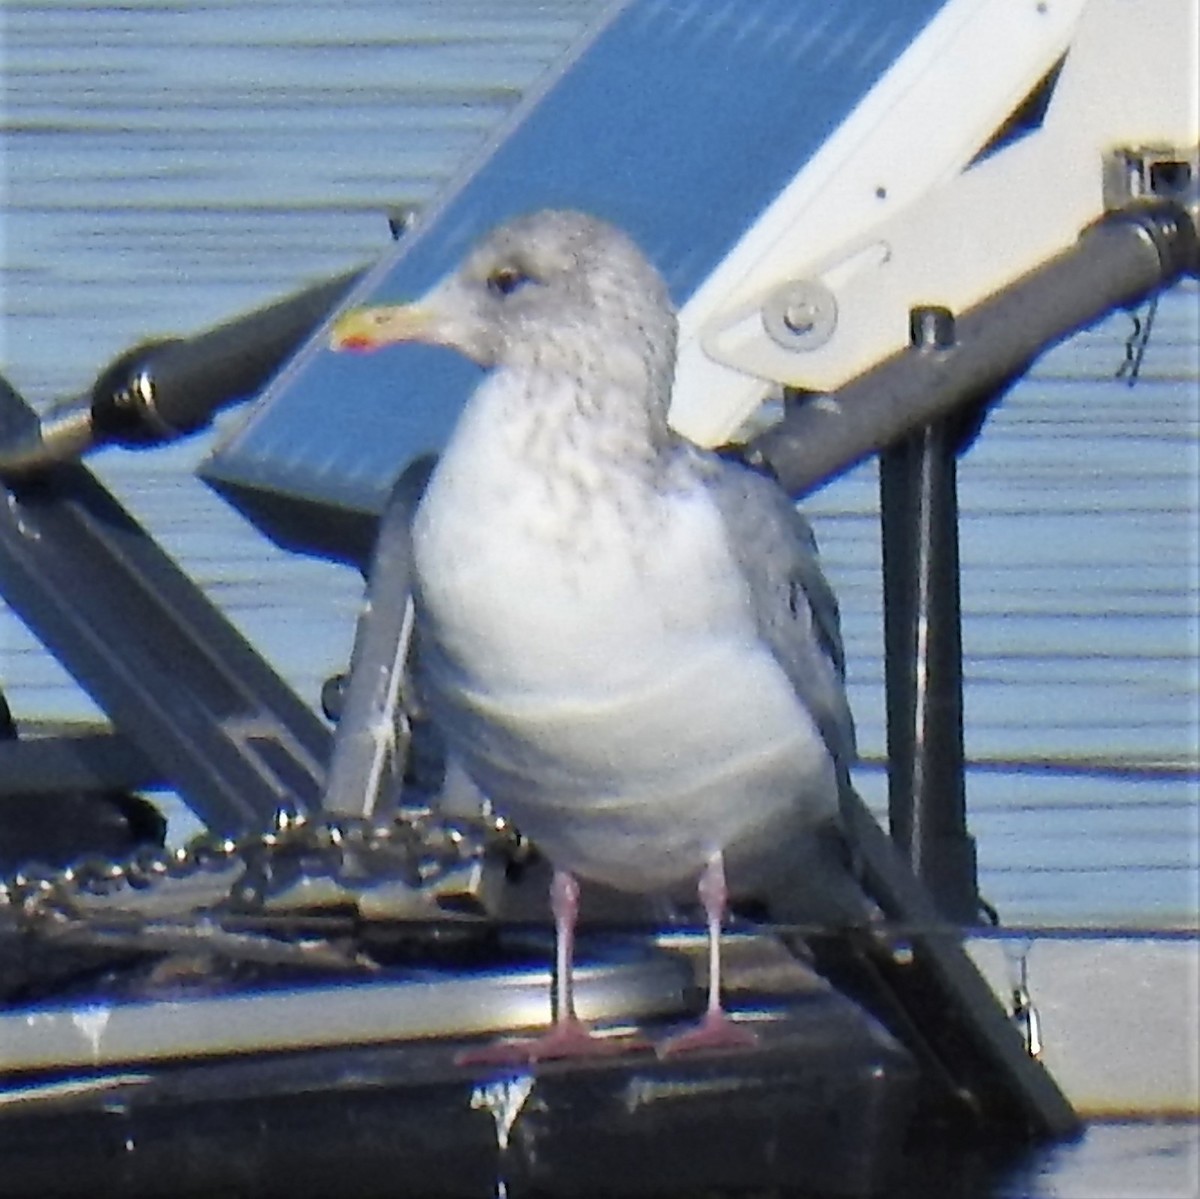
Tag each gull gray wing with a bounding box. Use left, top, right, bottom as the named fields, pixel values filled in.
left=689, top=447, right=857, bottom=769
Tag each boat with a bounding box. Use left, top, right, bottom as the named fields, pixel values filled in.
left=1, top=1, right=1196, bottom=1194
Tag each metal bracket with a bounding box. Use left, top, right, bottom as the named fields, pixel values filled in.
left=677, top=0, right=1197, bottom=442
left=1103, top=145, right=1199, bottom=213
left=320, top=456, right=435, bottom=821
left=0, top=376, right=331, bottom=836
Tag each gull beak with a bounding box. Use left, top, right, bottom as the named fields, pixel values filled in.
left=329, top=303, right=440, bottom=354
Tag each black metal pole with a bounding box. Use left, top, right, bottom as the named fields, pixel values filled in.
left=0, top=267, right=366, bottom=475
left=879, top=306, right=979, bottom=921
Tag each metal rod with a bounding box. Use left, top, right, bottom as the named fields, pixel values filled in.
left=0, top=729, right=160, bottom=797
left=320, top=456, right=435, bottom=819
left=0, top=267, right=365, bottom=475
left=751, top=203, right=1197, bottom=498
left=836, top=785, right=1081, bottom=1140
left=98, top=268, right=365, bottom=439
left=879, top=309, right=979, bottom=921
left=0, top=376, right=332, bottom=835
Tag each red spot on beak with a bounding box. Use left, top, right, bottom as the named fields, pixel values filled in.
left=337, top=335, right=377, bottom=353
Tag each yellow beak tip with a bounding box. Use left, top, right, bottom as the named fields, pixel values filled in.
left=329, top=304, right=435, bottom=353
left=329, top=310, right=377, bottom=353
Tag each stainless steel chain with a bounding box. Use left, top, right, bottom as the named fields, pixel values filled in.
left=0, top=803, right=528, bottom=967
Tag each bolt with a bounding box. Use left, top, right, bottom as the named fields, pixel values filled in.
left=763, top=280, right=838, bottom=351
left=783, top=301, right=819, bottom=336
left=909, top=305, right=956, bottom=351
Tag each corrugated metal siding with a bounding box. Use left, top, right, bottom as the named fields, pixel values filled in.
left=1, top=0, right=1196, bottom=927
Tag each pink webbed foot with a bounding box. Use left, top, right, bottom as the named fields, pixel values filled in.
left=455, top=869, right=649, bottom=1067
left=456, top=1016, right=647, bottom=1067
left=654, top=850, right=759, bottom=1058
left=656, top=1008, right=759, bottom=1058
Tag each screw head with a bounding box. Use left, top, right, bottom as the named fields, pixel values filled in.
left=763, top=280, right=838, bottom=351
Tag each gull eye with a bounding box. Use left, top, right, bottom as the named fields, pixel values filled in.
left=486, top=265, right=532, bottom=298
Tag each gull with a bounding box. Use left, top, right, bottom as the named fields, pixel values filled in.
left=330, top=209, right=860, bottom=1060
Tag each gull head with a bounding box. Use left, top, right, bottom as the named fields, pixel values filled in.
left=330, top=210, right=678, bottom=417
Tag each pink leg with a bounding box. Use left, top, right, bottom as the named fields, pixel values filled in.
left=456, top=869, right=647, bottom=1066
left=657, top=851, right=758, bottom=1058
